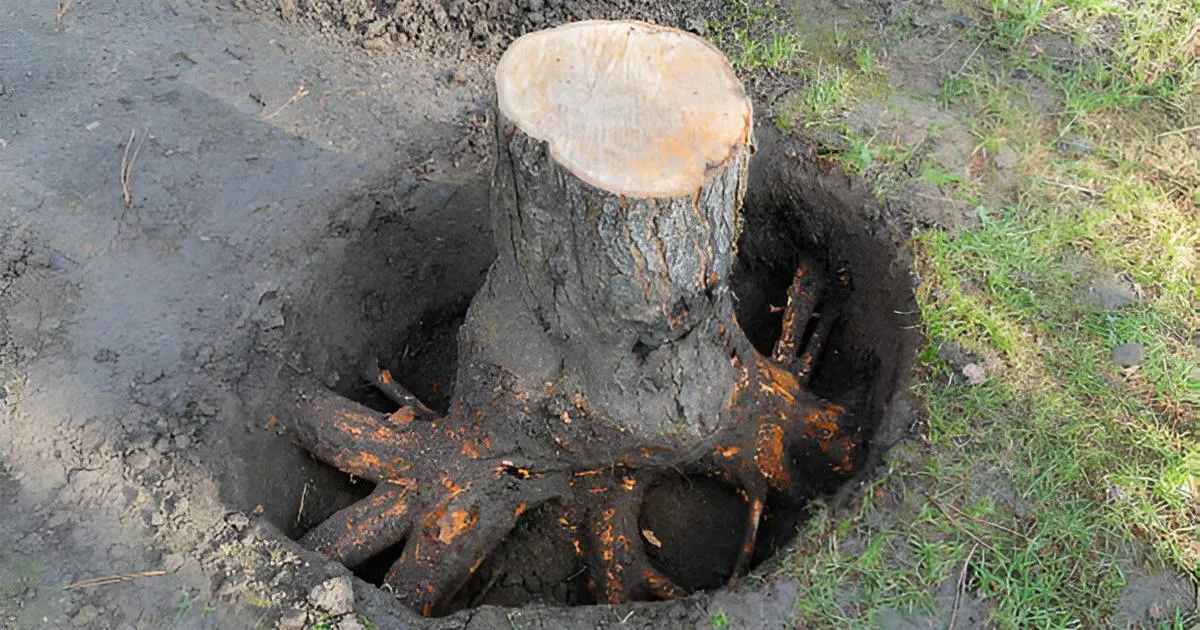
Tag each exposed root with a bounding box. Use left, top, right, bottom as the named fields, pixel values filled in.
left=289, top=263, right=859, bottom=616
left=300, top=483, right=414, bottom=568
left=574, top=472, right=685, bottom=604
left=384, top=473, right=567, bottom=616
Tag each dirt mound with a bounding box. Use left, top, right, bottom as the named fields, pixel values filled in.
left=245, top=0, right=718, bottom=58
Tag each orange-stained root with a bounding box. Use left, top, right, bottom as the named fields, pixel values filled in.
left=731, top=496, right=764, bottom=580
left=435, top=508, right=478, bottom=544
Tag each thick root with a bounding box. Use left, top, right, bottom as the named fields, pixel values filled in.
left=573, top=472, right=686, bottom=604
left=299, top=483, right=414, bottom=568
left=384, top=474, right=568, bottom=616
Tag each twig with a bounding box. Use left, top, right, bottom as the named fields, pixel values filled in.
left=264, top=84, right=309, bottom=120
left=1155, top=124, right=1200, bottom=139
left=1043, top=178, right=1098, bottom=196
left=933, top=493, right=1026, bottom=539
left=947, top=543, right=978, bottom=630
left=120, top=129, right=147, bottom=207
left=67, top=570, right=169, bottom=590
left=957, top=39, right=984, bottom=74
left=55, top=1, right=73, bottom=31
left=295, top=481, right=309, bottom=526
left=929, top=31, right=966, bottom=64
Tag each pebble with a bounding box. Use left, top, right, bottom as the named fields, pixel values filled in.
left=337, top=616, right=365, bottom=630
left=277, top=608, right=308, bottom=630
left=1110, top=343, right=1145, bottom=367
left=71, top=604, right=101, bottom=626
left=226, top=512, right=251, bottom=530
left=525, top=0, right=543, bottom=11
left=308, top=576, right=355, bottom=617
left=47, top=511, right=70, bottom=528
left=962, top=363, right=987, bottom=385
left=162, top=552, right=185, bottom=572
left=1084, top=272, right=1136, bottom=309
left=48, top=251, right=74, bottom=271
left=991, top=146, right=1019, bottom=170
left=1056, top=133, right=1097, bottom=155
left=126, top=450, right=153, bottom=472
left=10, top=187, right=44, bottom=212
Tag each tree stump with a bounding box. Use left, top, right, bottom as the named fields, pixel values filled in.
left=290, top=20, right=861, bottom=616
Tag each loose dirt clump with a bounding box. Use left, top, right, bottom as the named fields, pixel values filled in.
left=244, top=0, right=719, bottom=58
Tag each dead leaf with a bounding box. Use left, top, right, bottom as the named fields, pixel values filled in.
left=641, top=528, right=663, bottom=548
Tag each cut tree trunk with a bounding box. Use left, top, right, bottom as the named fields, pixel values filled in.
left=289, top=20, right=861, bottom=616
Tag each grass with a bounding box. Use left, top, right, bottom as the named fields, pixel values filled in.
left=715, top=0, right=1199, bottom=626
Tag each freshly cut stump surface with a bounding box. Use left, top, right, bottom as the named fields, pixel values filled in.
left=290, top=19, right=861, bottom=617
left=496, top=20, right=752, bottom=197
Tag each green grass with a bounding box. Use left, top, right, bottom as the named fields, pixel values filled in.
left=716, top=0, right=1200, bottom=626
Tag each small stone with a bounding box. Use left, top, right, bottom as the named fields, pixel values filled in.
left=93, top=348, right=119, bottom=363
left=277, top=608, right=308, bottom=630
left=195, top=344, right=214, bottom=364
left=0, top=386, right=7, bottom=400
left=162, top=553, right=185, bottom=572
left=47, top=511, right=71, bottom=528
left=526, top=0, right=543, bottom=11
left=685, top=17, right=707, bottom=36
left=1110, top=343, right=1145, bottom=367
left=952, top=14, right=972, bottom=28
left=1084, top=272, right=1136, bottom=309
left=4, top=185, right=35, bottom=211
left=84, top=121, right=101, bottom=131
left=226, top=512, right=251, bottom=531
left=527, top=10, right=544, bottom=24
left=1056, top=133, right=1097, bottom=156
left=336, top=616, right=365, bottom=630
left=49, top=251, right=74, bottom=271
left=308, top=576, right=355, bottom=617
left=962, top=363, right=987, bottom=385
left=174, top=434, right=191, bottom=450
left=150, top=511, right=166, bottom=527
left=72, top=604, right=101, bottom=626
left=126, top=450, right=153, bottom=472
left=153, top=436, right=172, bottom=454
left=991, top=146, right=1019, bottom=170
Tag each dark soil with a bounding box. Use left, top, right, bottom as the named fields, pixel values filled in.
left=248, top=0, right=721, bottom=59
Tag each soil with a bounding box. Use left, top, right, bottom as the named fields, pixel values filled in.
left=6, top=0, right=1181, bottom=629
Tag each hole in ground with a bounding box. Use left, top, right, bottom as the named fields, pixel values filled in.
left=272, top=127, right=920, bottom=615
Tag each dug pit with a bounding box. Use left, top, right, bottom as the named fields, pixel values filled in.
left=258, top=125, right=920, bottom=618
